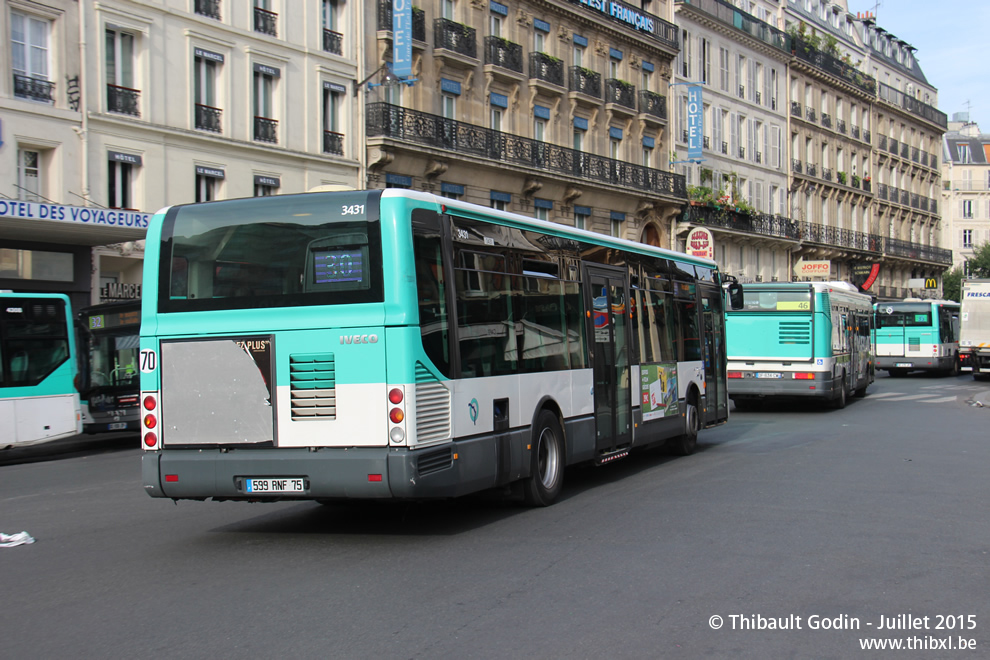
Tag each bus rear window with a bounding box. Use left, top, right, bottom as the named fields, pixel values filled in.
left=875, top=310, right=932, bottom=328
left=737, top=289, right=812, bottom=312
left=159, top=191, right=383, bottom=312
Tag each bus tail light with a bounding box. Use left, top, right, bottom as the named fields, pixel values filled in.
left=141, top=392, right=159, bottom=450
left=727, top=371, right=743, bottom=379
left=792, top=372, right=816, bottom=380
left=387, top=385, right=406, bottom=444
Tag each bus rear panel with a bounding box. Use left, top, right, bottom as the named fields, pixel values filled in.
left=873, top=300, right=960, bottom=375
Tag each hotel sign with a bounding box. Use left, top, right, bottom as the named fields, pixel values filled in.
left=0, top=200, right=150, bottom=229
left=568, top=0, right=676, bottom=46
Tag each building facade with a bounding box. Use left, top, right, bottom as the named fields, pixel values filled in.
left=1, top=0, right=361, bottom=306
left=361, top=0, right=686, bottom=247
left=942, top=115, right=990, bottom=272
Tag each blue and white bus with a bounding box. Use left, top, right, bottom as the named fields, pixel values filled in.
left=0, top=292, right=82, bottom=449
left=725, top=281, right=874, bottom=409
left=873, top=299, right=960, bottom=376
left=78, top=300, right=141, bottom=433
left=139, top=189, right=741, bottom=506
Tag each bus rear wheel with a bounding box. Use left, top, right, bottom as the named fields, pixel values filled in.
left=831, top=379, right=847, bottom=409
left=523, top=410, right=564, bottom=507
left=669, top=401, right=700, bottom=456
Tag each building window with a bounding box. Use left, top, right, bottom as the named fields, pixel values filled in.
left=195, top=0, right=222, bottom=20
left=323, top=84, right=344, bottom=155
left=681, top=29, right=691, bottom=77
left=957, top=144, right=971, bottom=163
left=534, top=117, right=546, bottom=142
left=573, top=44, right=584, bottom=67
left=962, top=200, right=974, bottom=219
left=442, top=92, right=456, bottom=119
left=255, top=183, right=276, bottom=197
left=11, top=12, right=53, bottom=104
left=253, top=67, right=277, bottom=142
left=0, top=248, right=73, bottom=282
left=574, top=208, right=589, bottom=230
left=641, top=67, right=652, bottom=92
left=491, top=107, right=502, bottom=131
left=106, top=28, right=139, bottom=116
left=109, top=160, right=133, bottom=209
left=719, top=47, right=729, bottom=92
left=17, top=149, right=42, bottom=202
left=253, top=0, right=278, bottom=37
left=196, top=173, right=217, bottom=203
left=194, top=50, right=221, bottom=132
left=573, top=129, right=583, bottom=152
left=491, top=191, right=510, bottom=211
left=442, top=0, right=455, bottom=20
left=643, top=147, right=651, bottom=168
left=610, top=213, right=624, bottom=238
left=963, top=229, right=973, bottom=248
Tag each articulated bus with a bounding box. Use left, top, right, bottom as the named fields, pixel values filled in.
left=139, top=189, right=741, bottom=506
left=0, top=292, right=82, bottom=449
left=78, top=300, right=141, bottom=433
left=725, top=281, right=874, bottom=410
left=872, top=299, right=960, bottom=376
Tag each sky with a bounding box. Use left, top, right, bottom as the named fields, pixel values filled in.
left=846, top=0, right=990, bottom=132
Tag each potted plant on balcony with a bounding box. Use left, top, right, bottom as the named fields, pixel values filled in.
left=852, top=174, right=861, bottom=187
left=837, top=171, right=847, bottom=185
left=863, top=173, right=871, bottom=183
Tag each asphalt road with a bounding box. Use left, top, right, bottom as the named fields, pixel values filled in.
left=2, top=372, right=988, bottom=659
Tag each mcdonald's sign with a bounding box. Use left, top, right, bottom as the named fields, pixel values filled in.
left=907, top=277, right=939, bottom=290
left=925, top=278, right=938, bottom=290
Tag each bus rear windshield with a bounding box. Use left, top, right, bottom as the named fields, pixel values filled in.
left=159, top=191, right=383, bottom=313
left=736, top=289, right=812, bottom=312
left=875, top=307, right=932, bottom=328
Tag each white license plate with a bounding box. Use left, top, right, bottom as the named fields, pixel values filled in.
left=246, top=478, right=305, bottom=494
left=756, top=372, right=782, bottom=379
left=108, top=422, right=127, bottom=431
left=895, top=362, right=912, bottom=368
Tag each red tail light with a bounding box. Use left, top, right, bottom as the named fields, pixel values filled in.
left=143, top=432, right=157, bottom=447
left=389, top=408, right=404, bottom=423
left=389, top=388, right=403, bottom=404
left=792, top=372, right=815, bottom=380
left=144, top=414, right=157, bottom=429
left=727, top=371, right=743, bottom=379
left=143, top=395, right=157, bottom=411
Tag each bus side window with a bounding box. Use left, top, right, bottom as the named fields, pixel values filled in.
left=413, top=232, right=452, bottom=378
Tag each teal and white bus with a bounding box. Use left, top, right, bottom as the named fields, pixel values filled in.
left=725, top=281, right=874, bottom=409
left=0, top=292, right=82, bottom=449
left=139, top=189, right=740, bottom=506
left=78, top=300, right=141, bottom=433
left=872, top=299, right=960, bottom=376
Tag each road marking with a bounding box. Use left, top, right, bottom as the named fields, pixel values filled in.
left=919, top=397, right=958, bottom=403
left=867, top=392, right=901, bottom=398
left=881, top=394, right=930, bottom=401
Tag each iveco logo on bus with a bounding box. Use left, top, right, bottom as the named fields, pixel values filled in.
left=340, top=334, right=379, bottom=344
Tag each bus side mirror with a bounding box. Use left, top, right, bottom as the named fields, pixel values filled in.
left=727, top=282, right=744, bottom=310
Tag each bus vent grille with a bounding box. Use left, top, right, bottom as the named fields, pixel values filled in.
left=417, top=446, right=453, bottom=476
left=415, top=362, right=451, bottom=443
left=779, top=321, right=811, bottom=345
left=908, top=337, right=921, bottom=351
left=289, top=353, right=336, bottom=420
left=821, top=293, right=831, bottom=320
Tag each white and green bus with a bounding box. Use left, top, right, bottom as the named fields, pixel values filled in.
left=139, top=189, right=740, bottom=505
left=725, top=281, right=874, bottom=410
left=872, top=299, right=960, bottom=376
left=0, top=292, right=82, bottom=449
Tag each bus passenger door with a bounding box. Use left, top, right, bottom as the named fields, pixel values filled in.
left=700, top=284, right=728, bottom=423
left=585, top=267, right=632, bottom=455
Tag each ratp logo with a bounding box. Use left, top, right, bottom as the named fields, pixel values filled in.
left=468, top=398, right=479, bottom=425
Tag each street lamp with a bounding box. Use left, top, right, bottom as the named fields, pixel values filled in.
left=353, top=63, right=417, bottom=95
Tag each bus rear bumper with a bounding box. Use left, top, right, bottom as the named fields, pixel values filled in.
left=728, top=374, right=838, bottom=399
left=142, top=436, right=505, bottom=501
left=876, top=356, right=953, bottom=371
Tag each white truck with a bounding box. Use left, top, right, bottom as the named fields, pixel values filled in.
left=959, top=279, right=990, bottom=380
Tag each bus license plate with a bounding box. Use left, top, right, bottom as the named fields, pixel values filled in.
left=108, top=422, right=127, bottom=430
left=895, top=362, right=912, bottom=368
left=246, top=478, right=305, bottom=494
left=756, top=372, right=782, bottom=379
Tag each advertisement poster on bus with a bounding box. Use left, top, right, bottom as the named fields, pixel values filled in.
left=641, top=362, right=678, bottom=421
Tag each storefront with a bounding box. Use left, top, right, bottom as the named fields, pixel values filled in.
left=0, top=200, right=149, bottom=314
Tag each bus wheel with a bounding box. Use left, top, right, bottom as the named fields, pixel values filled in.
left=523, top=410, right=564, bottom=507
left=670, top=401, right=700, bottom=456
left=832, top=379, right=847, bottom=409
left=949, top=358, right=960, bottom=377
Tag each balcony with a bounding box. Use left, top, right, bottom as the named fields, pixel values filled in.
left=877, top=82, right=948, bottom=129
left=791, top=101, right=802, bottom=117
left=738, top=84, right=745, bottom=99
left=822, top=167, right=832, bottom=182
left=365, top=102, right=687, bottom=199
left=802, top=223, right=882, bottom=253
left=806, top=108, right=817, bottom=123
left=605, top=79, right=636, bottom=113
left=720, top=141, right=728, bottom=155
left=738, top=146, right=745, bottom=159
left=877, top=183, right=888, bottom=201
left=806, top=163, right=817, bottom=177
left=888, top=137, right=898, bottom=155
left=851, top=125, right=860, bottom=139
left=194, top=0, right=220, bottom=20
left=529, top=52, right=564, bottom=88
left=323, top=29, right=343, bottom=56
left=376, top=0, right=425, bottom=40
left=755, top=151, right=762, bottom=164
left=254, top=116, right=278, bottom=143
left=792, top=37, right=876, bottom=96
left=684, top=206, right=802, bottom=242
left=195, top=104, right=222, bottom=133
left=13, top=74, right=54, bottom=103
left=885, top=237, right=951, bottom=264
left=484, top=36, right=523, bottom=75
left=107, top=84, right=140, bottom=117
left=434, top=18, right=476, bottom=60
left=792, top=159, right=803, bottom=173
left=254, top=6, right=277, bottom=37
left=911, top=146, right=920, bottom=163
left=879, top=134, right=887, bottom=151
left=323, top=130, right=344, bottom=155
left=901, top=142, right=909, bottom=159
left=862, top=129, right=871, bottom=144
left=569, top=66, right=601, bottom=100
left=638, top=90, right=667, bottom=122
left=837, top=119, right=846, bottom=134
left=821, top=113, right=831, bottom=129
left=675, top=0, right=790, bottom=54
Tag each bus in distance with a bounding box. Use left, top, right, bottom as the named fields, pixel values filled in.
left=139, top=189, right=741, bottom=506
left=0, top=292, right=82, bottom=449
left=725, top=281, right=874, bottom=410
left=872, top=299, right=960, bottom=376
left=78, top=300, right=141, bottom=433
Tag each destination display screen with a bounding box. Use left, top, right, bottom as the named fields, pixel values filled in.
left=312, top=248, right=366, bottom=286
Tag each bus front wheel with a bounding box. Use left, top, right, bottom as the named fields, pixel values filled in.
left=523, top=410, right=564, bottom=507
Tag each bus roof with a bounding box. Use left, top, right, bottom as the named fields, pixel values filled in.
left=877, top=299, right=960, bottom=308
left=380, top=188, right=719, bottom=269
left=735, top=281, right=863, bottom=294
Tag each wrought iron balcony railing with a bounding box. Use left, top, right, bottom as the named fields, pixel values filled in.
left=434, top=18, right=476, bottom=59
left=569, top=66, right=601, bottom=98
left=792, top=37, right=877, bottom=95
left=365, top=102, right=687, bottom=199
left=195, top=0, right=220, bottom=20
left=323, top=29, right=343, bottom=55
left=837, top=119, right=846, bottom=134
left=530, top=52, right=564, bottom=87
left=323, top=130, right=344, bottom=155
left=376, top=0, right=425, bottom=39
left=792, top=159, right=803, bottom=173
left=822, top=167, right=832, bottom=181
left=885, top=237, right=952, bottom=264
left=684, top=206, right=802, bottom=241
left=877, top=82, right=948, bottom=129
left=254, top=6, right=277, bottom=36
left=755, top=151, right=762, bottom=164
left=675, top=0, right=790, bottom=53
left=720, top=141, right=728, bottom=155
left=738, top=146, right=745, bottom=159
left=195, top=103, right=222, bottom=133
left=791, top=101, right=801, bottom=117
left=862, top=129, right=871, bottom=144
left=850, top=125, right=859, bottom=139
left=879, top=134, right=887, bottom=150
left=901, top=142, right=909, bottom=159
left=806, top=108, right=817, bottom=122
left=806, top=162, right=817, bottom=177
left=821, top=113, right=831, bottom=129
left=638, top=90, right=667, bottom=121
left=254, top=116, right=278, bottom=143
left=484, top=36, right=523, bottom=73
left=877, top=183, right=888, bottom=201
left=605, top=79, right=636, bottom=110
left=13, top=74, right=54, bottom=103
left=107, top=84, right=140, bottom=116
left=888, top=137, right=898, bottom=155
